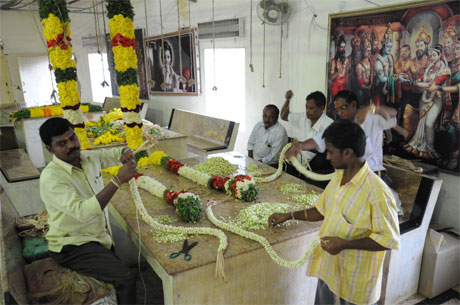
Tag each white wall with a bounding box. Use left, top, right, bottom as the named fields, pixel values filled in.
left=1, top=0, right=458, bottom=229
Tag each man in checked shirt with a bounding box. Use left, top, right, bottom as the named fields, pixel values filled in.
left=269, top=119, right=400, bottom=305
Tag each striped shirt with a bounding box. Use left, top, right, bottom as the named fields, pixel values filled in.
left=306, top=162, right=400, bottom=305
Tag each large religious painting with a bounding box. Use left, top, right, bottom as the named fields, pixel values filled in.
left=326, top=0, right=460, bottom=173
left=145, top=28, right=199, bottom=96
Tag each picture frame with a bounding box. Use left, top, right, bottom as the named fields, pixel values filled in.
left=144, top=28, right=199, bottom=96
left=326, top=0, right=460, bottom=173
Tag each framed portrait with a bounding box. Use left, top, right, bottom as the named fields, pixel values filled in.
left=144, top=28, right=199, bottom=96
left=326, top=0, right=460, bottom=173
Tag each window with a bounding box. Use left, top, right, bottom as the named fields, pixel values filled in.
left=18, top=56, right=57, bottom=107
left=204, top=48, right=245, bottom=131
left=88, top=53, right=112, bottom=104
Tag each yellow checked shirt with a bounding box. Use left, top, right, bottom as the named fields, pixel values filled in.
left=40, top=148, right=124, bottom=253
left=306, top=162, right=400, bottom=305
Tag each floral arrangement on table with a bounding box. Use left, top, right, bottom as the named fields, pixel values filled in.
left=106, top=0, right=146, bottom=160
left=137, top=175, right=203, bottom=223
left=193, top=157, right=238, bottom=177
left=38, top=0, right=92, bottom=150
left=9, top=103, right=102, bottom=121
left=254, top=143, right=291, bottom=183
left=207, top=203, right=321, bottom=268
left=129, top=177, right=228, bottom=281
left=155, top=152, right=259, bottom=202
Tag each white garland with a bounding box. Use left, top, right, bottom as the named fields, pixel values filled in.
left=123, top=111, right=143, bottom=125
left=207, top=204, right=320, bottom=268
left=288, top=157, right=335, bottom=181
left=255, top=143, right=291, bottom=182
left=178, top=166, right=211, bottom=187
left=137, top=176, right=167, bottom=198
left=129, top=178, right=228, bottom=280
left=63, top=108, right=84, bottom=125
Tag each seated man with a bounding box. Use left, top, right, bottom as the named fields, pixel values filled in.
left=248, top=104, right=288, bottom=167
left=39, top=117, right=138, bottom=304
left=280, top=90, right=334, bottom=176
left=269, top=119, right=400, bottom=305
left=287, top=90, right=397, bottom=186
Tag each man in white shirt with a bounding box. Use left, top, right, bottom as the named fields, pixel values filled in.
left=280, top=91, right=334, bottom=182
left=248, top=104, right=288, bottom=166
left=287, top=90, right=397, bottom=185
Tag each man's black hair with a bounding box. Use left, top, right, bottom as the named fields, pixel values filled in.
left=322, top=119, right=366, bottom=157
left=264, top=104, right=280, bottom=118
left=334, top=90, right=358, bottom=106
left=39, top=117, right=74, bottom=146
left=306, top=91, right=326, bottom=108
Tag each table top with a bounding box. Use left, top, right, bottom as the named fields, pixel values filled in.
left=106, top=151, right=322, bottom=276
left=0, top=149, right=40, bottom=182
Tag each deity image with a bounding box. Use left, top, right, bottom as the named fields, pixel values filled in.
left=404, top=44, right=451, bottom=159
left=373, top=23, right=395, bottom=106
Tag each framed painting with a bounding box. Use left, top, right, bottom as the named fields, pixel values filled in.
left=326, top=0, right=460, bottom=173
left=144, top=28, right=199, bottom=96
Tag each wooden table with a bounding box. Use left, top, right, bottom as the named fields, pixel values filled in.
left=106, top=151, right=322, bottom=304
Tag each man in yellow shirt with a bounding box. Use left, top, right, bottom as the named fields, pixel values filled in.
left=269, top=119, right=400, bottom=305
left=39, top=118, right=138, bottom=304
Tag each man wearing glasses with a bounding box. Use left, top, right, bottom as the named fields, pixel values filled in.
left=286, top=90, right=396, bottom=185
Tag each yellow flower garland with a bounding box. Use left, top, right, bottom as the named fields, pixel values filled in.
left=112, top=46, right=137, bottom=72
left=74, top=127, right=92, bottom=149
left=56, top=80, right=80, bottom=107
left=49, top=48, right=76, bottom=70
left=124, top=125, right=143, bottom=150
left=109, top=14, right=135, bottom=39
left=118, top=84, right=141, bottom=109
left=42, top=14, right=70, bottom=41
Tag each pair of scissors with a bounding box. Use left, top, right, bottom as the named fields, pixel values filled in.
left=169, top=239, right=198, bottom=261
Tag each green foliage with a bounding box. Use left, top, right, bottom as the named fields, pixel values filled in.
left=54, top=68, right=77, bottom=83
left=240, top=184, right=259, bottom=202
left=10, top=109, right=31, bottom=120
left=38, top=0, right=69, bottom=21
left=116, top=68, right=138, bottom=86
left=135, top=150, right=148, bottom=163
left=161, top=156, right=170, bottom=169
left=105, top=0, right=134, bottom=19
left=175, top=196, right=203, bottom=223
left=82, top=103, right=102, bottom=112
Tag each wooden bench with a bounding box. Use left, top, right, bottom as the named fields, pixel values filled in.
left=167, top=109, right=239, bottom=157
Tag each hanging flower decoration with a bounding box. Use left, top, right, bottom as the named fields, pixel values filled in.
left=129, top=178, right=227, bottom=281
left=106, top=0, right=145, bottom=159
left=37, top=0, right=91, bottom=150
left=207, top=203, right=321, bottom=268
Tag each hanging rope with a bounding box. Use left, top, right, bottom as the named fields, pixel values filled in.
left=176, top=0, right=186, bottom=87
left=212, top=0, right=217, bottom=91
left=159, top=0, right=169, bottom=91
left=92, top=0, right=108, bottom=87
left=279, top=0, right=284, bottom=78
left=28, top=2, right=57, bottom=104
left=249, top=0, right=254, bottom=72
left=187, top=0, right=195, bottom=89
left=262, top=0, right=266, bottom=88
left=99, top=0, right=109, bottom=87
left=144, top=0, right=155, bottom=89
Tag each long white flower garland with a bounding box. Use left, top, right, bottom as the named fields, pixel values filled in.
left=206, top=204, right=320, bottom=268
left=129, top=178, right=228, bottom=280
left=255, top=143, right=335, bottom=182
left=254, top=143, right=291, bottom=182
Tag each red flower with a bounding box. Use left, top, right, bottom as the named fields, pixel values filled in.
left=166, top=159, right=184, bottom=174
left=111, top=33, right=136, bottom=48
left=210, top=176, right=229, bottom=192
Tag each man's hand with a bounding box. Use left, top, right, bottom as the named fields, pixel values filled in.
left=120, top=147, right=135, bottom=164
left=117, top=160, right=137, bottom=183
left=355, top=105, right=373, bottom=124
left=268, top=212, right=291, bottom=228
left=285, top=143, right=301, bottom=160
left=321, top=236, right=347, bottom=255
left=285, top=90, right=293, bottom=100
